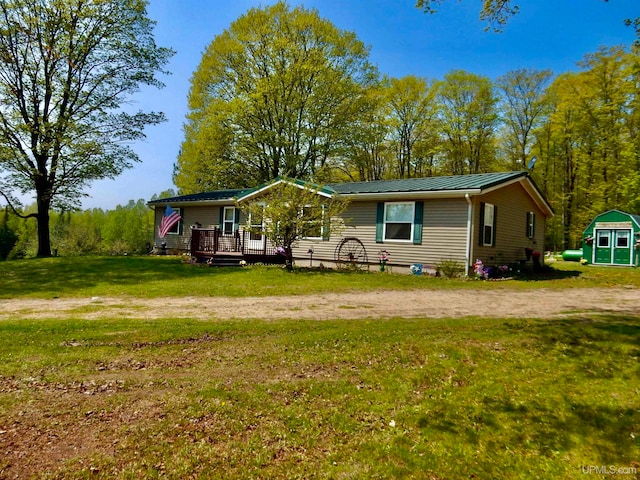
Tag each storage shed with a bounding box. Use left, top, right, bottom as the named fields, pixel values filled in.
left=582, top=210, right=640, bottom=267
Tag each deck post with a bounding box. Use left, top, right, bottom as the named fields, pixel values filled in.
left=190, top=229, right=199, bottom=257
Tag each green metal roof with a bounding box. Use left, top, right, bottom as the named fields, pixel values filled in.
left=148, top=171, right=543, bottom=208
left=147, top=188, right=251, bottom=205
left=328, top=171, right=527, bottom=194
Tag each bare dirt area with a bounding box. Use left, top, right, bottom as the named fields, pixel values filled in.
left=1, top=286, right=640, bottom=321
left=2, top=286, right=640, bottom=479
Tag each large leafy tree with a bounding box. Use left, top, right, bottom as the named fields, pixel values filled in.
left=436, top=70, right=499, bottom=175
left=0, top=0, right=173, bottom=257
left=175, top=1, right=378, bottom=193
left=496, top=68, right=553, bottom=169
left=386, top=75, right=439, bottom=178
left=335, top=85, right=391, bottom=182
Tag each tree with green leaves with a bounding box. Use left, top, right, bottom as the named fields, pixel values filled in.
left=0, top=206, right=17, bottom=259
left=386, top=75, right=439, bottom=178
left=175, top=1, right=378, bottom=193
left=336, top=85, right=391, bottom=182
left=436, top=70, right=499, bottom=175
left=238, top=180, right=348, bottom=270
left=496, top=68, right=553, bottom=169
left=0, top=0, right=173, bottom=257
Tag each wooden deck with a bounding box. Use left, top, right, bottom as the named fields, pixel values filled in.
left=190, top=228, right=286, bottom=266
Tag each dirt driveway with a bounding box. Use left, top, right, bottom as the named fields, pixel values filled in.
left=1, top=287, right=640, bottom=320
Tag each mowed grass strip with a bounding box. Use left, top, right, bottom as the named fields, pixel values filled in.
left=1, top=315, right=638, bottom=479
left=2, top=255, right=640, bottom=299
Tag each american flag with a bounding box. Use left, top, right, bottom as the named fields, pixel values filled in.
left=158, top=205, right=182, bottom=238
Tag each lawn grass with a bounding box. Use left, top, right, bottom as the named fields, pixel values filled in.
left=1, top=255, right=640, bottom=299
left=0, top=256, right=639, bottom=478
left=0, top=314, right=638, bottom=479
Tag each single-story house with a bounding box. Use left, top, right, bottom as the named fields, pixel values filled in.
left=582, top=209, right=640, bottom=267
left=148, top=171, right=553, bottom=274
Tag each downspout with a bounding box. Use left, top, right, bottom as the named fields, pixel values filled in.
left=465, top=194, right=473, bottom=277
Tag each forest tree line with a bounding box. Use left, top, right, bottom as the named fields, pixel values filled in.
left=0, top=193, right=176, bottom=260
left=174, top=3, right=640, bottom=253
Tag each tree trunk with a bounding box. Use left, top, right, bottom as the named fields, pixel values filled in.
left=36, top=188, right=52, bottom=258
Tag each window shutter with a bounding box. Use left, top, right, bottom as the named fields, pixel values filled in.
left=218, top=208, right=224, bottom=231
left=413, top=201, right=423, bottom=245
left=478, top=202, right=485, bottom=246
left=492, top=205, right=497, bottom=246
left=526, top=212, right=531, bottom=237
left=375, top=202, right=384, bottom=243
left=178, top=208, right=184, bottom=235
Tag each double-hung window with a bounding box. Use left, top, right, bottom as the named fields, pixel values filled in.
left=222, top=206, right=236, bottom=235
left=384, top=202, right=415, bottom=242
left=376, top=201, right=423, bottom=244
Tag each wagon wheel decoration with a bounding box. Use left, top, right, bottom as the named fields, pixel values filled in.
left=334, top=237, right=369, bottom=270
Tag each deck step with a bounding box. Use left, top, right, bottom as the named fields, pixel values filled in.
left=204, top=254, right=243, bottom=267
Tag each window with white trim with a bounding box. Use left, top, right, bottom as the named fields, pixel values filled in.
left=223, top=206, right=235, bottom=235
left=384, top=202, right=415, bottom=242
left=301, top=205, right=324, bottom=239
left=526, top=211, right=535, bottom=238
left=616, top=230, right=629, bottom=248
left=597, top=230, right=610, bottom=248
left=167, top=208, right=182, bottom=235
left=482, top=203, right=495, bottom=246
left=248, top=211, right=263, bottom=241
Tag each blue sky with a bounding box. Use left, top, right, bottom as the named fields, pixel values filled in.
left=80, top=0, right=636, bottom=209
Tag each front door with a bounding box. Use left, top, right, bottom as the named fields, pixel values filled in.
left=594, top=229, right=612, bottom=264
left=594, top=229, right=632, bottom=265
left=612, top=229, right=632, bottom=265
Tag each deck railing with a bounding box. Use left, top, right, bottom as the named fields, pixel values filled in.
left=190, top=227, right=278, bottom=257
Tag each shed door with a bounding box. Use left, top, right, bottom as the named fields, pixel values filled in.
left=612, top=230, right=632, bottom=265
left=594, top=230, right=612, bottom=264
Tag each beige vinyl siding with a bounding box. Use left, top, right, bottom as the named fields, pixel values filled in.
left=154, top=205, right=227, bottom=252
left=471, top=182, right=546, bottom=264
left=295, top=201, right=374, bottom=263
left=295, top=198, right=469, bottom=269
left=422, top=198, right=468, bottom=266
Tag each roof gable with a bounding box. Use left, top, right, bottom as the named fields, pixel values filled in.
left=236, top=177, right=336, bottom=203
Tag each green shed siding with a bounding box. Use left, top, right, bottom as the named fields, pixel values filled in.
left=582, top=210, right=640, bottom=266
